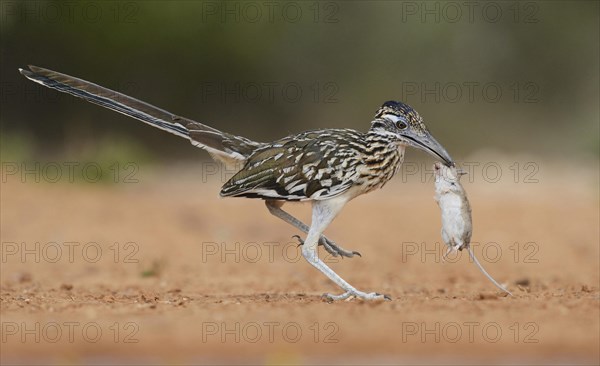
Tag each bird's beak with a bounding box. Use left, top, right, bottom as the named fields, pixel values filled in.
left=402, top=132, right=454, bottom=166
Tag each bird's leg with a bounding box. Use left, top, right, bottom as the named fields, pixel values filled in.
left=265, top=200, right=360, bottom=258
left=301, top=199, right=390, bottom=301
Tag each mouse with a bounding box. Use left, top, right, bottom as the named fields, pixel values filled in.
left=433, top=162, right=512, bottom=296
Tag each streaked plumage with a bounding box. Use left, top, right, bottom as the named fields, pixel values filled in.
left=19, top=65, right=454, bottom=301
left=221, top=128, right=404, bottom=201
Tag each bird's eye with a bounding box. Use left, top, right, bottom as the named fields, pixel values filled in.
left=396, top=120, right=408, bottom=130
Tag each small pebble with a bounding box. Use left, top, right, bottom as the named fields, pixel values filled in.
left=581, top=285, right=592, bottom=293
left=478, top=293, right=498, bottom=300
left=515, top=278, right=530, bottom=287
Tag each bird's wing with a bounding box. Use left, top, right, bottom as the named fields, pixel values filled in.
left=19, top=65, right=261, bottom=163
left=220, top=130, right=364, bottom=201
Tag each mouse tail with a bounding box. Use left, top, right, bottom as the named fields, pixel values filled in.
left=467, top=246, right=513, bottom=296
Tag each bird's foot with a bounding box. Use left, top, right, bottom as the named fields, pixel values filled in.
left=321, top=236, right=361, bottom=258
left=322, top=290, right=391, bottom=302
left=292, top=235, right=361, bottom=258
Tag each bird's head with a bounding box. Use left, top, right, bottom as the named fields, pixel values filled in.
left=370, top=101, right=454, bottom=166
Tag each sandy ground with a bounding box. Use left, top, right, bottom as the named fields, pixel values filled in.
left=1, top=160, right=599, bottom=365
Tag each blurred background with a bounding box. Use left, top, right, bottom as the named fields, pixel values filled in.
left=1, top=1, right=599, bottom=365
left=1, top=0, right=598, bottom=163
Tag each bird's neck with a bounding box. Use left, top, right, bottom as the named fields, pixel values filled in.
left=358, top=129, right=406, bottom=191
left=364, top=129, right=405, bottom=158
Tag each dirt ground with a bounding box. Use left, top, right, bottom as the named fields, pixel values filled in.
left=1, top=160, right=599, bottom=365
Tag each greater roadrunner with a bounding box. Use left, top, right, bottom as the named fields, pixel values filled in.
left=20, top=65, right=453, bottom=301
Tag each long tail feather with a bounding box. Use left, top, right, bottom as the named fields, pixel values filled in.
left=19, top=65, right=189, bottom=138
left=19, top=65, right=261, bottom=163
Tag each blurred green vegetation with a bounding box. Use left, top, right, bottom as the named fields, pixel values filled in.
left=1, top=0, right=598, bottom=164
left=1, top=131, right=154, bottom=183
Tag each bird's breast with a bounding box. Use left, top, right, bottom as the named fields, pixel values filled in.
left=358, top=144, right=405, bottom=193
